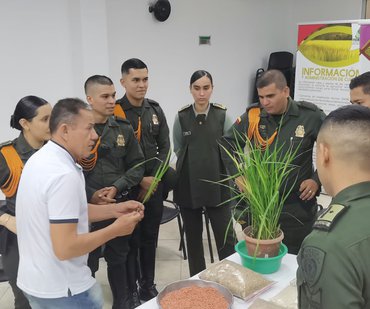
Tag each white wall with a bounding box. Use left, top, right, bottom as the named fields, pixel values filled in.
left=0, top=0, right=362, bottom=147
left=0, top=0, right=362, bottom=144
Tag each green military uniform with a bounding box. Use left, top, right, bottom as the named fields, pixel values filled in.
left=174, top=102, right=231, bottom=208
left=297, top=182, right=370, bottom=308
left=115, top=95, right=170, bottom=300
left=116, top=95, right=170, bottom=177
left=84, top=116, right=145, bottom=202
left=0, top=133, right=35, bottom=309
left=223, top=97, right=326, bottom=254
left=0, top=134, right=36, bottom=217
left=83, top=116, right=144, bottom=309
left=173, top=103, right=235, bottom=276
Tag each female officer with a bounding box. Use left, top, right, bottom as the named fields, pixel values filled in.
left=173, top=70, right=235, bottom=276
left=0, top=96, right=52, bottom=308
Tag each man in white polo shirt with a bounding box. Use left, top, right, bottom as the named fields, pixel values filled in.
left=16, top=98, right=144, bottom=308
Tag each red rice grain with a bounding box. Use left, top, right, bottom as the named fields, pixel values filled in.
left=160, top=285, right=229, bottom=309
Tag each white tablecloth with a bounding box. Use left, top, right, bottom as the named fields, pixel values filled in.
left=137, top=253, right=298, bottom=308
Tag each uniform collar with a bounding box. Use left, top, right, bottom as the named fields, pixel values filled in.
left=106, top=115, right=119, bottom=128
left=119, top=94, right=150, bottom=110
left=192, top=102, right=210, bottom=117
left=260, top=97, right=298, bottom=118
left=332, top=181, right=370, bottom=205
left=16, top=133, right=38, bottom=155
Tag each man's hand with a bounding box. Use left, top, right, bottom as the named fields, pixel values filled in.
left=112, top=200, right=144, bottom=218
left=235, top=176, right=247, bottom=193
left=138, top=176, right=157, bottom=202
left=90, top=187, right=117, bottom=204
left=140, top=176, right=156, bottom=191
left=299, top=179, right=319, bottom=201
left=0, top=213, right=16, bottom=234
left=111, top=210, right=144, bottom=237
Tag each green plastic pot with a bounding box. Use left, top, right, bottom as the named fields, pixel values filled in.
left=235, top=240, right=288, bottom=274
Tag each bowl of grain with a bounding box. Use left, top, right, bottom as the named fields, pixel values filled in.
left=157, top=279, right=233, bottom=309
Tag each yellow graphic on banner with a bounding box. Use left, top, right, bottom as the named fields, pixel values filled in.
left=298, top=25, right=359, bottom=68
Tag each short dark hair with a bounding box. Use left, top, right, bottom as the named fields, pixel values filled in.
left=84, top=75, right=113, bottom=95
left=190, top=70, right=213, bottom=86
left=349, top=72, right=370, bottom=95
left=121, top=58, right=147, bottom=75
left=50, top=98, right=91, bottom=134
left=11, top=96, right=48, bottom=131
left=321, top=104, right=370, bottom=130
left=256, top=69, right=287, bottom=90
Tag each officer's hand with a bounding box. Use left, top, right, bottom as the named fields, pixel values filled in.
left=137, top=188, right=147, bottom=203
left=111, top=211, right=144, bottom=237
left=299, top=179, right=319, bottom=200
left=140, top=176, right=157, bottom=191
left=105, top=186, right=118, bottom=200
left=235, top=176, right=247, bottom=193
left=91, top=188, right=116, bottom=204
left=113, top=200, right=144, bottom=218
left=0, top=213, right=17, bottom=234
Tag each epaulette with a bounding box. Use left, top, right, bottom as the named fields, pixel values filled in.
left=147, top=98, right=160, bottom=106
left=246, top=102, right=261, bottom=112
left=178, top=104, right=192, bottom=112
left=0, top=140, right=13, bottom=149
left=297, top=101, right=319, bottom=111
left=313, top=203, right=348, bottom=231
left=211, top=103, right=227, bottom=110
left=114, top=116, right=131, bottom=125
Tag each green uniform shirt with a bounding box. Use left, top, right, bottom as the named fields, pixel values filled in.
left=173, top=103, right=231, bottom=208
left=223, top=97, right=326, bottom=194
left=173, top=103, right=233, bottom=155
left=84, top=116, right=145, bottom=202
left=0, top=133, right=36, bottom=216
left=116, top=95, right=170, bottom=177
left=297, top=182, right=370, bottom=309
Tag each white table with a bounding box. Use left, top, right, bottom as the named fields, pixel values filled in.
left=138, top=253, right=297, bottom=308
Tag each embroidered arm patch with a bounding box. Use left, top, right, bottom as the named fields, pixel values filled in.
left=299, top=246, right=326, bottom=287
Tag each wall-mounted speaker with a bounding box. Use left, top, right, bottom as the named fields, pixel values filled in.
left=149, top=0, right=171, bottom=22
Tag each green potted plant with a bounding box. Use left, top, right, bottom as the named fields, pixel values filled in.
left=221, top=130, right=299, bottom=259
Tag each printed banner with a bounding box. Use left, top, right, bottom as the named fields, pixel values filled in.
left=294, top=20, right=370, bottom=114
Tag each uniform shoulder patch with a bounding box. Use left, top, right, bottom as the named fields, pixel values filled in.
left=298, top=101, right=319, bottom=111
left=0, top=140, right=13, bottom=149
left=178, top=104, right=191, bottom=112
left=211, top=103, right=226, bottom=110
left=313, top=203, right=348, bottom=231
left=147, top=98, right=159, bottom=106
left=298, top=246, right=326, bottom=288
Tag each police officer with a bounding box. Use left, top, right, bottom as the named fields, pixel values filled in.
left=115, top=59, right=170, bottom=301
left=297, top=104, right=370, bottom=308
left=0, top=96, right=52, bottom=309
left=349, top=71, right=370, bottom=108
left=173, top=70, right=235, bottom=276
left=82, top=75, right=145, bottom=309
left=223, top=69, right=326, bottom=254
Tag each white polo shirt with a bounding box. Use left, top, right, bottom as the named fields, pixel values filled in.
left=16, top=141, right=95, bottom=298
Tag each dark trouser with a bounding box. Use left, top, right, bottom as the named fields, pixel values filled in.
left=88, top=220, right=131, bottom=309
left=180, top=205, right=236, bottom=277
left=279, top=197, right=318, bottom=255
left=138, top=184, right=164, bottom=289
left=2, top=230, right=31, bottom=309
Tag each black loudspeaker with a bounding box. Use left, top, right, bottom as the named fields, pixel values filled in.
left=149, top=0, right=171, bottom=22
